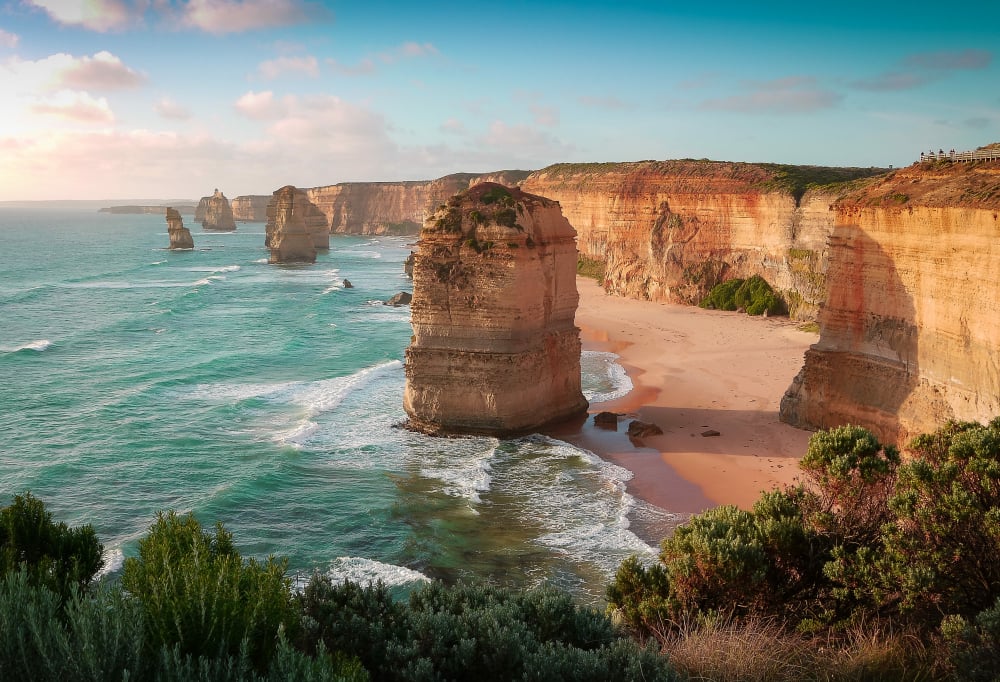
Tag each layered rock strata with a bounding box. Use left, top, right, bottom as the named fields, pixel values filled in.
left=165, top=207, right=194, bottom=249
left=781, top=161, right=1000, bottom=443
left=230, top=195, right=269, bottom=222
left=521, top=161, right=883, bottom=320
left=264, top=186, right=329, bottom=250
left=404, top=183, right=588, bottom=435
left=266, top=186, right=317, bottom=264
left=195, top=189, right=237, bottom=231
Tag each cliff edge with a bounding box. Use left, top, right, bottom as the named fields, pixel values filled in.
left=195, top=189, right=237, bottom=231
left=781, top=159, right=1000, bottom=443
left=404, top=183, right=588, bottom=435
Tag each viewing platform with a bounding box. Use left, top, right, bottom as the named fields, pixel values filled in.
left=920, top=147, right=1000, bottom=163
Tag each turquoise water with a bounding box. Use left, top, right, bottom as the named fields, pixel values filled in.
left=0, top=208, right=673, bottom=603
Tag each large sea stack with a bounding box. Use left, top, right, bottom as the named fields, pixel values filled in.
left=404, top=183, right=588, bottom=435
left=266, top=185, right=318, bottom=264
left=264, top=186, right=329, bottom=250
left=165, top=207, right=194, bottom=249
left=195, top=189, right=237, bottom=231
left=780, top=158, right=1000, bottom=444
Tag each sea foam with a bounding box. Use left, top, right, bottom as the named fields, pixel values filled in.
left=325, top=556, right=430, bottom=587
left=4, top=339, right=52, bottom=353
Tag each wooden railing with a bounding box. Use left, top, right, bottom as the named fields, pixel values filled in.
left=920, top=148, right=1000, bottom=163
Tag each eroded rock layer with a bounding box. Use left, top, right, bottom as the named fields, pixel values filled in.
left=230, top=195, right=269, bottom=222
left=165, top=207, right=194, bottom=249
left=404, top=183, right=588, bottom=435
left=266, top=186, right=317, bottom=264
left=521, top=161, right=882, bottom=319
left=195, top=189, right=237, bottom=231
left=781, top=161, right=1000, bottom=443
left=264, top=186, right=329, bottom=250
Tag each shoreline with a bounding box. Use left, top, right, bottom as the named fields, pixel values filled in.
left=548, top=278, right=817, bottom=525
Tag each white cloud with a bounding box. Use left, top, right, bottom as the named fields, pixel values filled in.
left=180, top=0, right=328, bottom=34
left=0, top=28, right=19, bottom=48
left=154, top=96, right=191, bottom=120
left=26, top=0, right=144, bottom=32
left=399, top=42, right=438, bottom=58
left=31, top=90, right=115, bottom=123
left=234, top=90, right=287, bottom=120
left=700, top=76, right=842, bottom=114
left=530, top=104, right=559, bottom=127
left=478, top=121, right=574, bottom=159
left=326, top=57, right=376, bottom=76
left=257, top=55, right=319, bottom=79
left=440, top=118, right=465, bottom=134
left=59, top=50, right=146, bottom=90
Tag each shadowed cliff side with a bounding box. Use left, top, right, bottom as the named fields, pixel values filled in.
left=404, top=183, right=588, bottom=436
left=782, top=160, right=1000, bottom=444
left=195, top=189, right=236, bottom=231
left=266, top=186, right=318, bottom=264
left=165, top=207, right=194, bottom=250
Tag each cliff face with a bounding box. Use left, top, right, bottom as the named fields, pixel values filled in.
left=165, top=207, right=194, bottom=249
left=781, top=161, right=1000, bottom=443
left=266, top=186, right=317, bottom=264
left=404, top=183, right=588, bottom=435
left=230, top=195, right=269, bottom=222
left=521, top=161, right=880, bottom=319
left=305, top=170, right=531, bottom=236
left=195, top=189, right=237, bottom=231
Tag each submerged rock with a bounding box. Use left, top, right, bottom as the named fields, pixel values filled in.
left=385, top=291, right=412, bottom=306
left=594, top=411, right=620, bottom=429
left=404, top=182, right=588, bottom=436
left=627, top=420, right=663, bottom=439
left=165, top=207, right=194, bottom=249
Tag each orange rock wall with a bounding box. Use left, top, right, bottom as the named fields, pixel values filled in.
left=521, top=162, right=838, bottom=319
left=781, top=163, right=1000, bottom=443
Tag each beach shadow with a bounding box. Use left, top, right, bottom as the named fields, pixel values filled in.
left=780, top=222, right=937, bottom=444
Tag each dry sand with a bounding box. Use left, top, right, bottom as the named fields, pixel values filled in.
left=547, top=278, right=818, bottom=518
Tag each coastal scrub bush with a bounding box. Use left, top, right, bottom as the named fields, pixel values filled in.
left=0, top=491, right=103, bottom=602
left=298, top=577, right=677, bottom=682
left=699, top=275, right=783, bottom=316
left=576, top=255, right=606, bottom=284
left=122, top=511, right=299, bottom=671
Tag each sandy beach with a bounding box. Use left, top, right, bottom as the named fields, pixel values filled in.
left=548, top=278, right=818, bottom=520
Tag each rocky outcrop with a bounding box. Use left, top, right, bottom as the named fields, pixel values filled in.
left=404, top=183, right=588, bottom=436
left=304, top=170, right=531, bottom=236
left=266, top=186, right=317, bottom=264
left=230, top=195, right=269, bottom=222
left=264, top=186, right=328, bottom=250
left=101, top=204, right=196, bottom=215
left=521, top=161, right=883, bottom=320
left=195, top=189, right=237, bottom=231
left=165, top=207, right=194, bottom=249
left=781, top=160, right=1000, bottom=444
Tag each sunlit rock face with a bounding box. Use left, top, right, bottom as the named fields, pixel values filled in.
left=165, top=207, right=194, bottom=249
left=266, top=186, right=317, bottom=264
left=265, top=185, right=329, bottom=253
left=781, top=161, right=1000, bottom=444
left=521, top=161, right=881, bottom=320
left=404, top=183, right=588, bottom=436
left=195, top=189, right=237, bottom=231
left=231, top=195, right=269, bottom=222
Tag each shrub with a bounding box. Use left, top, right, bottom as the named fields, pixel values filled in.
left=576, top=255, right=606, bottom=284
left=0, top=492, right=103, bottom=602
left=298, top=577, right=677, bottom=682
left=942, top=597, right=1000, bottom=682
left=122, top=511, right=298, bottom=671
left=699, top=275, right=783, bottom=316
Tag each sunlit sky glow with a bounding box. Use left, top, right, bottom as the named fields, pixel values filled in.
left=0, top=0, right=997, bottom=200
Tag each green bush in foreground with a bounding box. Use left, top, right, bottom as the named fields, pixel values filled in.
left=122, top=511, right=300, bottom=672
left=299, top=576, right=677, bottom=682
left=699, top=274, right=783, bottom=316
left=0, top=491, right=103, bottom=602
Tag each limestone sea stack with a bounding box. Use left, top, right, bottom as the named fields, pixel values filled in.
left=195, top=189, right=237, bottom=231
left=264, top=186, right=329, bottom=250
left=266, top=186, right=318, bottom=264
left=404, top=183, right=588, bottom=436
left=165, top=207, right=194, bottom=249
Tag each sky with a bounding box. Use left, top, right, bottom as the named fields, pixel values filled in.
left=0, top=0, right=997, bottom=200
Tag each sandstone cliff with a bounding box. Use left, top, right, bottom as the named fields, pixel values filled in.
left=165, top=207, right=194, bottom=249
left=230, top=195, right=269, bottom=222
left=266, top=186, right=317, bottom=264
left=521, top=161, right=883, bottom=319
left=781, top=160, right=1000, bottom=443
left=195, top=189, right=237, bottom=231
left=263, top=186, right=329, bottom=250
left=404, top=183, right=588, bottom=435
left=304, top=170, right=531, bottom=236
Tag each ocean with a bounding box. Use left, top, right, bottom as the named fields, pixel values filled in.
left=0, top=208, right=676, bottom=603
